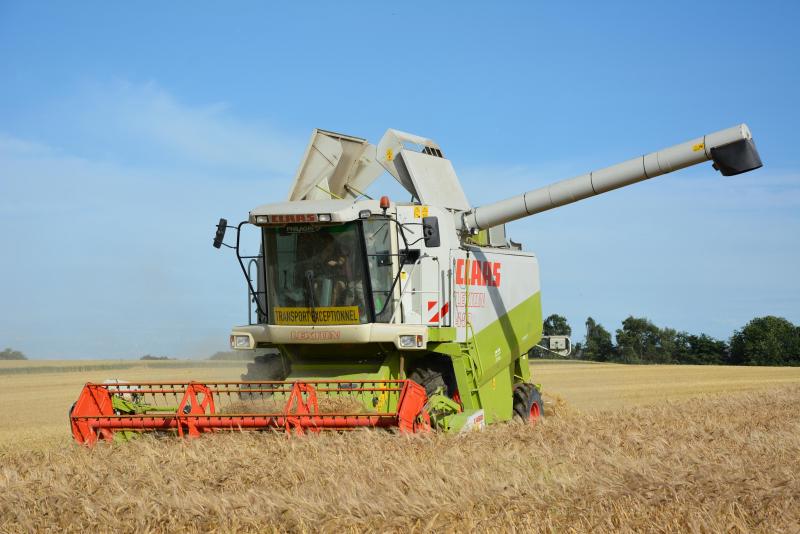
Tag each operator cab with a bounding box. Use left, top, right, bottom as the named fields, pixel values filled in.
left=263, top=218, right=394, bottom=325
left=242, top=198, right=404, bottom=328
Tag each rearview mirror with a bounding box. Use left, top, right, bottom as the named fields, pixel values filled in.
left=422, top=216, right=440, bottom=247
left=213, top=218, right=228, bottom=249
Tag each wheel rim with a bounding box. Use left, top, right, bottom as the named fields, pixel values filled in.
left=529, top=401, right=541, bottom=423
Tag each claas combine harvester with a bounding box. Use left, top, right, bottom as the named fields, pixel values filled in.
left=70, top=124, right=762, bottom=445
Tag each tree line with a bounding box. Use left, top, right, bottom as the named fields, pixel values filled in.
left=0, top=348, right=27, bottom=360
left=540, top=314, right=800, bottom=366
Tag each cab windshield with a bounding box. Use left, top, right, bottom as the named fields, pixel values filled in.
left=263, top=220, right=394, bottom=325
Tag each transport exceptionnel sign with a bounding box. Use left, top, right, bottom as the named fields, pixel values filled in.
left=274, top=306, right=360, bottom=325
left=454, top=259, right=502, bottom=287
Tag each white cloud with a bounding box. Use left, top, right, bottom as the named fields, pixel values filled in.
left=51, top=80, right=304, bottom=176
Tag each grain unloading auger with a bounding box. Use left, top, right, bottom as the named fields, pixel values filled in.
left=70, top=125, right=762, bottom=445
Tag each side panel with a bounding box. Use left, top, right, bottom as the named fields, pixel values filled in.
left=477, top=291, right=542, bottom=422
left=450, top=248, right=540, bottom=344
left=453, top=249, right=542, bottom=423
left=448, top=248, right=541, bottom=422
left=430, top=292, right=542, bottom=422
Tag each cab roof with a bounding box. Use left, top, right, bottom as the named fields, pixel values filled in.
left=249, top=198, right=382, bottom=225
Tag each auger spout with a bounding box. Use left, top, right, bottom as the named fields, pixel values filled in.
left=460, top=124, right=762, bottom=232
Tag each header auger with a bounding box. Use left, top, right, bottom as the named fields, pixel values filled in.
left=70, top=124, right=762, bottom=445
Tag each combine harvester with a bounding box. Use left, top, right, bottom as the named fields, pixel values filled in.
left=70, top=124, right=762, bottom=445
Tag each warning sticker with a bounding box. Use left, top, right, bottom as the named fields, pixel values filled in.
left=413, top=206, right=429, bottom=218
left=274, top=306, right=360, bottom=325
left=692, top=142, right=705, bottom=152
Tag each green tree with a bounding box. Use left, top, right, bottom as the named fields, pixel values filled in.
left=543, top=314, right=572, bottom=336
left=0, top=348, right=27, bottom=360
left=140, top=354, right=172, bottom=361
left=658, top=327, right=681, bottom=362
left=582, top=317, right=615, bottom=362
left=615, top=316, right=671, bottom=364
left=674, top=333, right=728, bottom=365
left=729, top=316, right=800, bottom=366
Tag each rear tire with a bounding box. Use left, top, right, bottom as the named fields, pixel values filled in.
left=513, top=383, right=544, bottom=423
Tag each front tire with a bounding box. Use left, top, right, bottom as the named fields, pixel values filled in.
left=241, top=351, right=287, bottom=382
left=408, top=366, right=448, bottom=397
left=240, top=351, right=287, bottom=399
left=407, top=357, right=456, bottom=398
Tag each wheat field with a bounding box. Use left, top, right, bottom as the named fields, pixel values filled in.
left=0, top=360, right=245, bottom=450
left=1, top=360, right=799, bottom=532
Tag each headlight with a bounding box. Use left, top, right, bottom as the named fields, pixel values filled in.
left=317, top=213, right=332, bottom=222
left=358, top=209, right=371, bottom=219
left=398, top=335, right=415, bottom=348
left=230, top=334, right=252, bottom=349
left=255, top=215, right=269, bottom=224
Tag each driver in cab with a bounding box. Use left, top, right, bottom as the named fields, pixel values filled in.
left=312, top=235, right=350, bottom=307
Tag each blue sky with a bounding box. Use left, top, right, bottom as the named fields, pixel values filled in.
left=1, top=1, right=798, bottom=359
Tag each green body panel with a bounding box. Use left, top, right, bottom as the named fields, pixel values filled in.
left=425, top=394, right=464, bottom=431
left=442, top=410, right=483, bottom=432
left=111, top=394, right=177, bottom=415
left=283, top=351, right=403, bottom=412
left=110, top=395, right=178, bottom=443
left=289, top=359, right=398, bottom=381
left=430, top=291, right=542, bottom=423
left=469, top=292, right=541, bottom=388
left=427, top=326, right=456, bottom=342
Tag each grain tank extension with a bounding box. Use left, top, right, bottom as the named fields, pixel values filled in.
left=69, top=124, right=762, bottom=444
